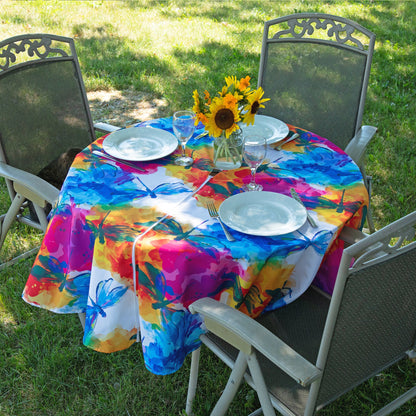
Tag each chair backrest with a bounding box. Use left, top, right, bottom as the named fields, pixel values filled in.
left=258, top=13, right=375, bottom=150
left=313, top=211, right=416, bottom=409
left=0, top=34, right=95, bottom=177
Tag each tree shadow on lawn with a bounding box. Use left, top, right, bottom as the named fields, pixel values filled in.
left=360, top=2, right=416, bottom=221
left=75, top=33, right=261, bottom=125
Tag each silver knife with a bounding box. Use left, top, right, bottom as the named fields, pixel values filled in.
left=277, top=133, right=299, bottom=150
left=92, top=150, right=146, bottom=172
left=290, top=188, right=318, bottom=228
left=193, top=131, right=208, bottom=140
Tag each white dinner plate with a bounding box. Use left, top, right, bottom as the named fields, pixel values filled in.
left=241, top=115, right=289, bottom=144
left=219, top=191, right=307, bottom=236
left=102, top=127, right=178, bottom=161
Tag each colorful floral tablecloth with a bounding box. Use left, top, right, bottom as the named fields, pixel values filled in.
left=22, top=118, right=368, bottom=375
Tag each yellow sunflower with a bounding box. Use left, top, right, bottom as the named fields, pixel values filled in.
left=225, top=75, right=239, bottom=90
left=206, top=97, right=240, bottom=138
left=192, top=89, right=201, bottom=115
left=243, top=87, right=270, bottom=125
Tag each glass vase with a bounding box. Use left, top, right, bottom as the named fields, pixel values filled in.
left=213, top=127, right=243, bottom=170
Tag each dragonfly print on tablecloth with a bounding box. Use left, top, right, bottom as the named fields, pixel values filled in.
left=310, top=189, right=363, bottom=214
left=85, top=278, right=129, bottom=332
left=154, top=216, right=228, bottom=254
left=28, top=254, right=90, bottom=312
left=85, top=211, right=139, bottom=244
left=130, top=212, right=280, bottom=321
left=294, top=229, right=335, bottom=255
left=234, top=232, right=325, bottom=317
left=70, top=161, right=192, bottom=202
left=132, top=218, right=303, bottom=320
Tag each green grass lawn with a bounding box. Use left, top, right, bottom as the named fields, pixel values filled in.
left=0, top=1, right=415, bottom=415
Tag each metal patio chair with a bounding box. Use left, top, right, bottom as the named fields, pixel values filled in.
left=186, top=211, right=416, bottom=416
left=0, top=33, right=118, bottom=270
left=257, top=13, right=377, bottom=232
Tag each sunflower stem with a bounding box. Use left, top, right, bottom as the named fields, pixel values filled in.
left=213, top=130, right=242, bottom=168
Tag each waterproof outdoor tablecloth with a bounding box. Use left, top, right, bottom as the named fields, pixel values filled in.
left=22, top=117, right=368, bottom=375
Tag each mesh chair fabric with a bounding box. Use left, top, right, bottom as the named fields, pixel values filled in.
left=260, top=42, right=367, bottom=150
left=0, top=59, right=93, bottom=176
left=316, top=247, right=416, bottom=407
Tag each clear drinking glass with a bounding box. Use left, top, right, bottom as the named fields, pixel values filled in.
left=172, top=110, right=196, bottom=166
left=243, top=134, right=267, bottom=192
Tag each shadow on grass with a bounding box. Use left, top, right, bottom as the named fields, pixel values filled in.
left=361, top=2, right=416, bottom=221
left=74, top=29, right=261, bottom=118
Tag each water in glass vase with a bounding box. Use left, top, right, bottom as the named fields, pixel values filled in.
left=213, top=128, right=243, bottom=170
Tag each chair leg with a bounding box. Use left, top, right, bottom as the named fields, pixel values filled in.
left=0, top=193, right=25, bottom=249
left=78, top=312, right=86, bottom=329
left=247, top=353, right=276, bottom=416
left=358, top=167, right=376, bottom=234
left=210, top=351, right=248, bottom=416
left=0, top=246, right=40, bottom=271
left=365, top=175, right=376, bottom=233
left=186, top=347, right=201, bottom=416
left=247, top=409, right=263, bottom=416
left=371, top=386, right=416, bottom=416
left=366, top=206, right=376, bottom=234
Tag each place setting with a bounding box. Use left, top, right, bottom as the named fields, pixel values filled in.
left=240, top=114, right=289, bottom=145
left=216, top=132, right=310, bottom=237
left=92, top=114, right=200, bottom=178
left=101, top=126, right=178, bottom=162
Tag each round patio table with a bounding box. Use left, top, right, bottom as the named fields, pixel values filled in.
left=22, top=117, right=368, bottom=375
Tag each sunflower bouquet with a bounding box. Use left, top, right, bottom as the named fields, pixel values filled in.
left=192, top=76, right=269, bottom=169
left=192, top=75, right=269, bottom=138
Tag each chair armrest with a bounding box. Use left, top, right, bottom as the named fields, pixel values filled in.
left=94, top=122, right=121, bottom=133
left=0, top=161, right=59, bottom=206
left=189, top=298, right=321, bottom=387
left=344, top=125, right=377, bottom=165
left=339, top=226, right=369, bottom=245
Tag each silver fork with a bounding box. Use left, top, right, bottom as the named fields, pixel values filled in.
left=206, top=201, right=235, bottom=242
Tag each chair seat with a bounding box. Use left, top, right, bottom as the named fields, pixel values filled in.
left=204, top=287, right=330, bottom=416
